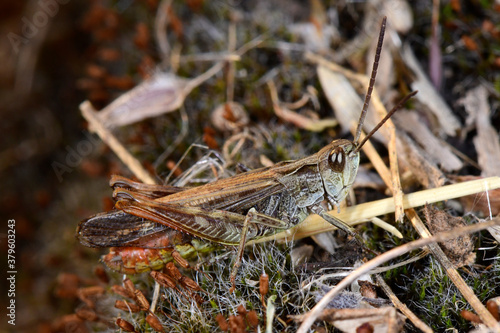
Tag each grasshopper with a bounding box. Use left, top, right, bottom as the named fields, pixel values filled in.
left=77, top=17, right=414, bottom=287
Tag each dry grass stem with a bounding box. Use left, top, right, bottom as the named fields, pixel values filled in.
left=249, top=176, right=500, bottom=244
left=388, top=128, right=404, bottom=224
left=179, top=53, right=241, bottom=63
left=355, top=131, right=392, bottom=188
left=226, top=19, right=236, bottom=103
left=302, top=252, right=428, bottom=290
left=155, top=0, right=172, bottom=64
left=369, top=217, right=403, bottom=238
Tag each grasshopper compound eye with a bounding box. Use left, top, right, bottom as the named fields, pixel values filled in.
left=328, top=147, right=345, bottom=173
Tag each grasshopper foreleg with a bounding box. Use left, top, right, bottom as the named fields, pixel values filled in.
left=309, top=205, right=355, bottom=235
left=309, top=204, right=369, bottom=246
left=311, top=206, right=377, bottom=254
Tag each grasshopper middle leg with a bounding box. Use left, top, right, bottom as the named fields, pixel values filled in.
left=229, top=208, right=291, bottom=292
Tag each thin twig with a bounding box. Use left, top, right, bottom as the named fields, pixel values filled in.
left=375, top=275, right=433, bottom=333
left=235, top=33, right=267, bottom=56
left=296, top=218, right=500, bottom=333
left=226, top=18, right=237, bottom=102
left=155, top=0, right=172, bottom=66
left=80, top=101, right=156, bottom=185
left=180, top=53, right=241, bottom=63
left=267, top=80, right=337, bottom=132
left=183, top=35, right=266, bottom=94
left=183, top=61, right=226, bottom=93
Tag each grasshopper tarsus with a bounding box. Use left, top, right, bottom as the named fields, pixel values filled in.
left=316, top=209, right=356, bottom=236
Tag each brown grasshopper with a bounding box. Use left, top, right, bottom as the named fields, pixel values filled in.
left=77, top=17, right=414, bottom=287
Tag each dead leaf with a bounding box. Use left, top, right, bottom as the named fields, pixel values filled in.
left=402, top=44, right=461, bottom=137
left=459, top=85, right=500, bottom=177
left=393, top=110, right=462, bottom=171
left=317, top=65, right=367, bottom=134
left=306, top=306, right=406, bottom=333
left=95, top=62, right=223, bottom=128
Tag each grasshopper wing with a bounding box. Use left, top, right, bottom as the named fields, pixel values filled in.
left=115, top=190, right=262, bottom=245
left=77, top=210, right=170, bottom=248
left=158, top=166, right=287, bottom=212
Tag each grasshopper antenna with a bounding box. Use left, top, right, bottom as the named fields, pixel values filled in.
left=353, top=16, right=387, bottom=145
left=354, top=90, right=418, bottom=153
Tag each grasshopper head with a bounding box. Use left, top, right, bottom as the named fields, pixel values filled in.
left=318, top=139, right=360, bottom=205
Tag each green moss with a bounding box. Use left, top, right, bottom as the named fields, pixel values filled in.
left=385, top=252, right=500, bottom=332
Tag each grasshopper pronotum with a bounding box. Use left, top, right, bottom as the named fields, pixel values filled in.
left=77, top=17, right=415, bottom=288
